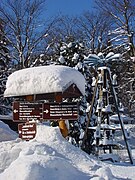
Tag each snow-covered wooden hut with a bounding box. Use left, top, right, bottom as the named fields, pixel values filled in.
left=4, top=65, right=85, bottom=101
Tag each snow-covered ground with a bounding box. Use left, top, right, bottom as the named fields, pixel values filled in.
left=0, top=121, right=17, bottom=142
left=0, top=120, right=135, bottom=180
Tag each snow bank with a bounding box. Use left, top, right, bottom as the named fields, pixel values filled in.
left=0, top=121, right=17, bottom=142
left=4, top=65, right=85, bottom=97
left=0, top=124, right=134, bottom=180
left=0, top=124, right=98, bottom=180
left=0, top=114, right=12, bottom=120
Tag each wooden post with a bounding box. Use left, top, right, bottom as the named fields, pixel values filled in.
left=58, top=120, right=68, bottom=138
left=81, top=78, right=98, bottom=149
left=107, top=69, right=134, bottom=164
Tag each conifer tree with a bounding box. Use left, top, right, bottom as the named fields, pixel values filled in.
left=53, top=39, right=94, bottom=147
left=0, top=20, right=11, bottom=114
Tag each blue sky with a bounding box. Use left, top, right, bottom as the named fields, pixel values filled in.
left=45, top=0, right=95, bottom=17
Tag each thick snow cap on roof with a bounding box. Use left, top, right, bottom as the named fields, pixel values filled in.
left=4, top=65, right=85, bottom=97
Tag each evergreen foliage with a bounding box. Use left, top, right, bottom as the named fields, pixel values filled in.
left=0, top=20, right=12, bottom=114
left=49, top=40, right=94, bottom=147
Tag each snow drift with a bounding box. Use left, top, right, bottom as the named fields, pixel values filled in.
left=0, top=123, right=135, bottom=179
left=0, top=121, right=17, bottom=142
left=0, top=124, right=97, bottom=180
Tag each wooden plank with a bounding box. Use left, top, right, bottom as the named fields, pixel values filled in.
left=13, top=102, right=42, bottom=122
left=13, top=102, right=78, bottom=122
left=43, top=102, right=78, bottom=120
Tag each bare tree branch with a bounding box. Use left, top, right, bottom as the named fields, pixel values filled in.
left=0, top=0, right=57, bottom=69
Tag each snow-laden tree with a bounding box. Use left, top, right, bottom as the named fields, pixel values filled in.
left=21, top=15, right=79, bottom=68
left=95, top=0, right=135, bottom=56
left=0, top=20, right=10, bottom=69
left=0, top=0, right=56, bottom=69
left=117, top=57, right=135, bottom=117
left=56, top=40, right=94, bottom=102
left=47, top=40, right=94, bottom=147
left=0, top=19, right=12, bottom=114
